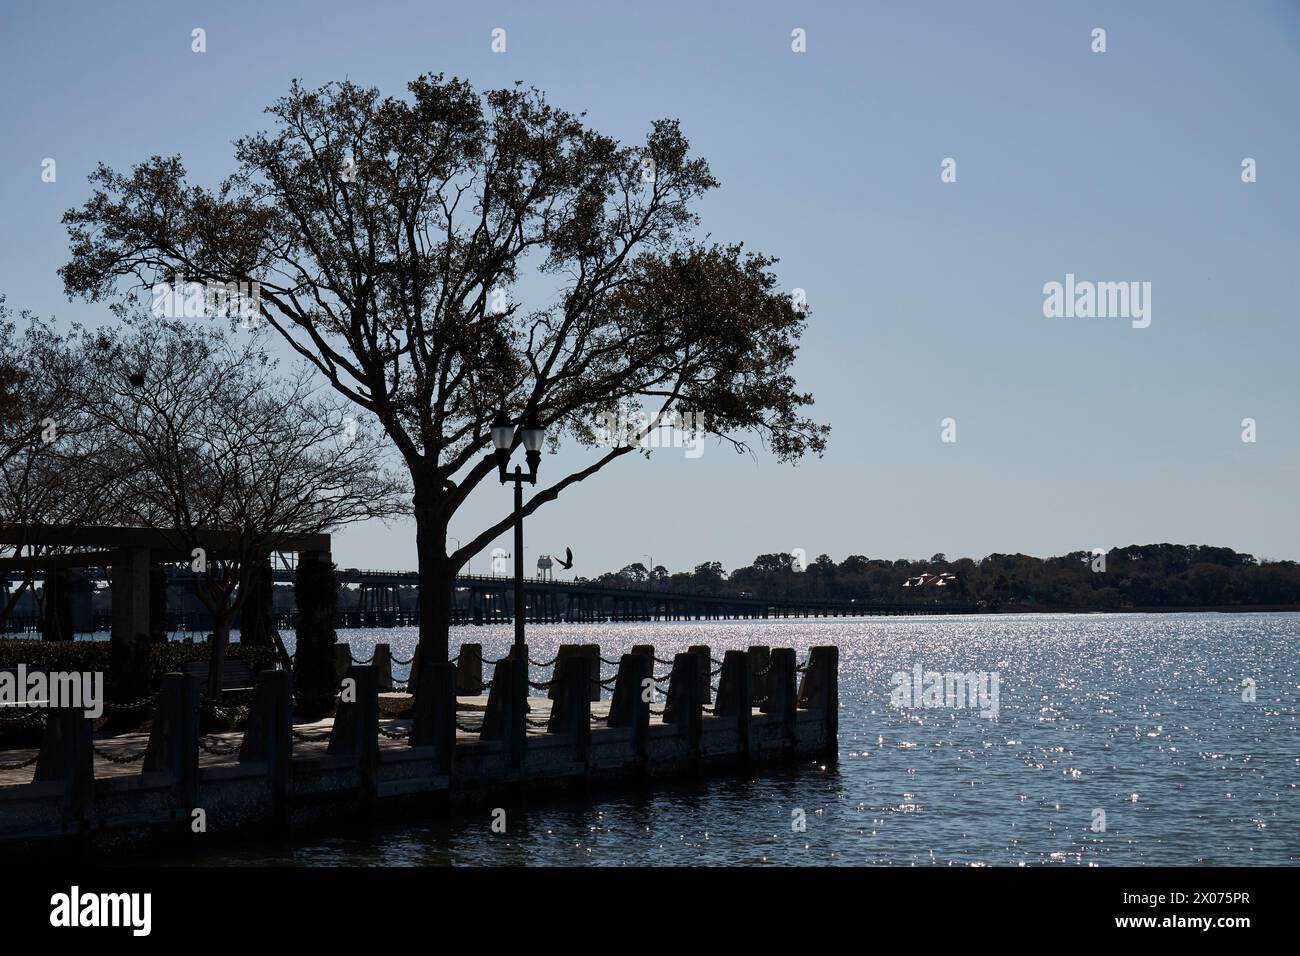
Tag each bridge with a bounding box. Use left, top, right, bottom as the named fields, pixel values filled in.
left=3, top=563, right=977, bottom=634
left=317, top=569, right=976, bottom=628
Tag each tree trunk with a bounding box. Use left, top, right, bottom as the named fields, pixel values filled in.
left=414, top=488, right=451, bottom=665
left=40, top=570, right=73, bottom=641
left=239, top=561, right=274, bottom=646
left=293, top=553, right=338, bottom=719
left=149, top=567, right=167, bottom=643
left=412, top=489, right=453, bottom=740
left=208, top=617, right=230, bottom=703
left=0, top=578, right=31, bottom=632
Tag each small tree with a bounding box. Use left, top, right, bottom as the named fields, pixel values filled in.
left=78, top=318, right=408, bottom=700
left=60, top=74, right=829, bottom=687
left=0, top=296, right=116, bottom=629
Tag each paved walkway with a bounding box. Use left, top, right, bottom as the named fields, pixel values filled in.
left=0, top=696, right=629, bottom=787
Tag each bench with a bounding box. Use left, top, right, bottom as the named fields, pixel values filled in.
left=180, top=660, right=258, bottom=693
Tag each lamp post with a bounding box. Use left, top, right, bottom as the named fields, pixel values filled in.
left=490, top=411, right=545, bottom=769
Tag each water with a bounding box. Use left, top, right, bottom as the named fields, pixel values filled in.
left=155, top=612, right=1300, bottom=866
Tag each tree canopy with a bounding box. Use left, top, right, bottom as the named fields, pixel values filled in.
left=61, top=73, right=829, bottom=665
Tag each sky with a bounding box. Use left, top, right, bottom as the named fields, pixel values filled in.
left=1, top=0, right=1298, bottom=576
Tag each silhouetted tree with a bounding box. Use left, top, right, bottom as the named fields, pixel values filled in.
left=77, top=318, right=407, bottom=700
left=60, top=74, right=829, bottom=691
left=0, top=297, right=117, bottom=628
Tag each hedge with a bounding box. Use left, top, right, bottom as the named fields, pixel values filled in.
left=0, top=638, right=278, bottom=682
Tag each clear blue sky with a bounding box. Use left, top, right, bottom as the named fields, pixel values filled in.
left=2, top=0, right=1298, bottom=575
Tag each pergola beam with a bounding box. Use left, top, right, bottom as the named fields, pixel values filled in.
left=0, top=524, right=330, bottom=556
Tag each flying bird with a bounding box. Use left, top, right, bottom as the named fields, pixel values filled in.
left=555, top=547, right=574, bottom=570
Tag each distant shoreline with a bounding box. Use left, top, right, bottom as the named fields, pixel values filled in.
left=980, top=603, right=1300, bottom=615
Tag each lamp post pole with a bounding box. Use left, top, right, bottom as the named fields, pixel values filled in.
left=512, top=468, right=526, bottom=768
left=490, top=412, right=546, bottom=772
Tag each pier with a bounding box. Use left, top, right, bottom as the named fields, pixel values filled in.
left=0, top=642, right=838, bottom=855
left=3, top=562, right=977, bottom=637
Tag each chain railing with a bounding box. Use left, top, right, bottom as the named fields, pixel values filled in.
left=93, top=743, right=149, bottom=764
left=198, top=736, right=241, bottom=756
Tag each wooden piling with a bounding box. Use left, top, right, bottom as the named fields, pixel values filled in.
left=455, top=643, right=483, bottom=695
left=408, top=644, right=429, bottom=696
left=713, top=649, right=751, bottom=758
left=334, top=644, right=352, bottom=683
left=238, top=670, right=292, bottom=819
left=142, top=673, right=201, bottom=809
left=327, top=664, right=379, bottom=797
left=662, top=653, right=703, bottom=760
left=607, top=652, right=651, bottom=764
left=374, top=643, right=393, bottom=692
left=547, top=645, right=580, bottom=700
left=747, top=645, right=772, bottom=703
left=581, top=644, right=601, bottom=702
left=797, top=645, right=839, bottom=755
left=34, top=705, right=94, bottom=826
left=546, top=655, right=592, bottom=764
left=761, top=649, right=798, bottom=754
left=688, top=644, right=712, bottom=704
left=479, top=658, right=515, bottom=742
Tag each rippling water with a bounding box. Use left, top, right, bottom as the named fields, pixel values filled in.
left=167, top=612, right=1299, bottom=866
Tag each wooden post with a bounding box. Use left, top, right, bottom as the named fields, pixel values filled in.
left=547, top=645, right=580, bottom=700
left=142, top=672, right=201, bottom=808
left=761, top=648, right=798, bottom=754
left=747, top=645, right=771, bottom=705
left=455, top=643, right=483, bottom=695
left=408, top=645, right=421, bottom=693
left=662, top=652, right=702, bottom=759
left=607, top=652, right=651, bottom=765
left=110, top=547, right=150, bottom=645
left=334, top=644, right=352, bottom=683
left=688, top=644, right=712, bottom=704
left=420, top=661, right=457, bottom=776
left=797, top=645, right=839, bottom=756
left=238, top=669, right=292, bottom=821
left=328, top=664, right=379, bottom=797
left=374, top=643, right=393, bottom=692
left=630, top=644, right=654, bottom=662
left=479, top=657, right=516, bottom=742
left=546, top=655, right=591, bottom=764
left=581, top=644, right=601, bottom=702
left=34, top=705, right=94, bottom=826
left=712, top=649, right=751, bottom=758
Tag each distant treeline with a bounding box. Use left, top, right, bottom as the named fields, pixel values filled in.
left=583, top=544, right=1300, bottom=610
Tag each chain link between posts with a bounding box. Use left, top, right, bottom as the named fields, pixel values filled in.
left=93, top=744, right=148, bottom=764
left=198, top=736, right=241, bottom=756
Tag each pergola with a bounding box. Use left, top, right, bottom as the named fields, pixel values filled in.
left=0, top=524, right=331, bottom=643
